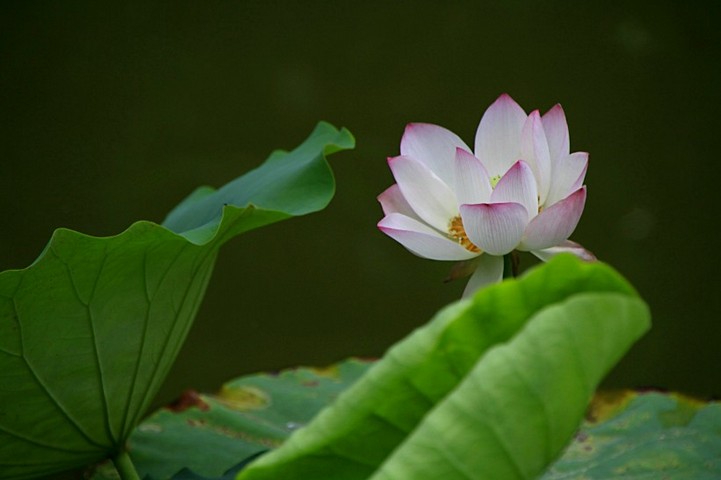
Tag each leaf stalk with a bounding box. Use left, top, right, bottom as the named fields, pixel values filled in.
left=113, top=450, right=140, bottom=480
left=503, top=252, right=519, bottom=279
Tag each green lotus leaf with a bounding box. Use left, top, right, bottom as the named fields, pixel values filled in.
left=0, top=122, right=354, bottom=480
left=237, top=255, right=651, bottom=479
left=543, top=390, right=721, bottom=479
left=93, top=380, right=721, bottom=479
left=119, top=359, right=371, bottom=479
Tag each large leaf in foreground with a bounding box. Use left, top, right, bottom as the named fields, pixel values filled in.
left=237, top=256, right=651, bottom=479
left=0, top=122, right=354, bottom=480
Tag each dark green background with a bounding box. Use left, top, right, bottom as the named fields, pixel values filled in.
left=1, top=1, right=719, bottom=405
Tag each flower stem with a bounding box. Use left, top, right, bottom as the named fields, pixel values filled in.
left=113, top=450, right=140, bottom=480
left=502, top=252, right=519, bottom=279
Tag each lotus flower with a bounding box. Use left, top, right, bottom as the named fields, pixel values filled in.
left=378, top=94, right=594, bottom=296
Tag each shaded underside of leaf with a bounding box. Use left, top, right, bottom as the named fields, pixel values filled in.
left=0, top=122, right=354, bottom=479
left=236, top=255, right=651, bottom=480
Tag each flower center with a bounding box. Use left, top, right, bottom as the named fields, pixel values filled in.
left=490, top=174, right=502, bottom=188
left=448, top=216, right=481, bottom=253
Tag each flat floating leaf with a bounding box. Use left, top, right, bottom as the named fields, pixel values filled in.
left=237, top=255, right=651, bottom=480
left=0, top=122, right=354, bottom=480
left=112, top=383, right=721, bottom=480
left=121, top=359, right=371, bottom=479
left=543, top=391, right=721, bottom=479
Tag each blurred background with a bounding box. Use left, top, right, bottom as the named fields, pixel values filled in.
left=1, top=1, right=719, bottom=406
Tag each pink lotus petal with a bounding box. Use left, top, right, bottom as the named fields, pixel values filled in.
left=454, top=148, right=493, bottom=205
left=377, top=184, right=422, bottom=220
left=520, top=110, right=552, bottom=205
left=378, top=213, right=478, bottom=261
left=462, top=254, right=504, bottom=298
left=542, top=104, right=570, bottom=162
left=400, top=123, right=471, bottom=188
left=545, top=152, right=589, bottom=207
left=491, top=160, right=538, bottom=222
left=474, top=94, right=527, bottom=178
left=531, top=240, right=596, bottom=262
left=388, top=155, right=457, bottom=232
left=460, top=202, right=528, bottom=256
left=518, top=187, right=586, bottom=251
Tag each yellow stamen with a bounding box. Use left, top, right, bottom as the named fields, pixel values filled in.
left=448, top=216, right=481, bottom=253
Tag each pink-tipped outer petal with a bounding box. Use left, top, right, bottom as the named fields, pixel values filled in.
left=520, top=110, right=552, bottom=205
left=491, top=160, right=539, bottom=222
left=531, top=240, right=596, bottom=262
left=462, top=254, right=504, bottom=298
left=545, top=152, right=589, bottom=207
left=454, top=148, right=493, bottom=205
left=542, top=104, right=570, bottom=162
left=474, top=93, right=527, bottom=178
left=460, top=202, right=528, bottom=256
left=378, top=213, right=478, bottom=261
left=388, top=155, right=457, bottom=232
left=518, top=187, right=587, bottom=251
left=400, top=123, right=472, bottom=189
left=377, top=184, right=421, bottom=221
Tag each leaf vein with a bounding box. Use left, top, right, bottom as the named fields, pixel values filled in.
left=120, top=243, right=188, bottom=439
left=12, top=295, right=108, bottom=449
left=50, top=245, right=116, bottom=443
left=0, top=347, right=21, bottom=357
left=508, top=332, right=553, bottom=460
left=0, top=424, right=99, bottom=455
left=130, top=246, right=217, bottom=428
left=450, top=382, right=527, bottom=479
